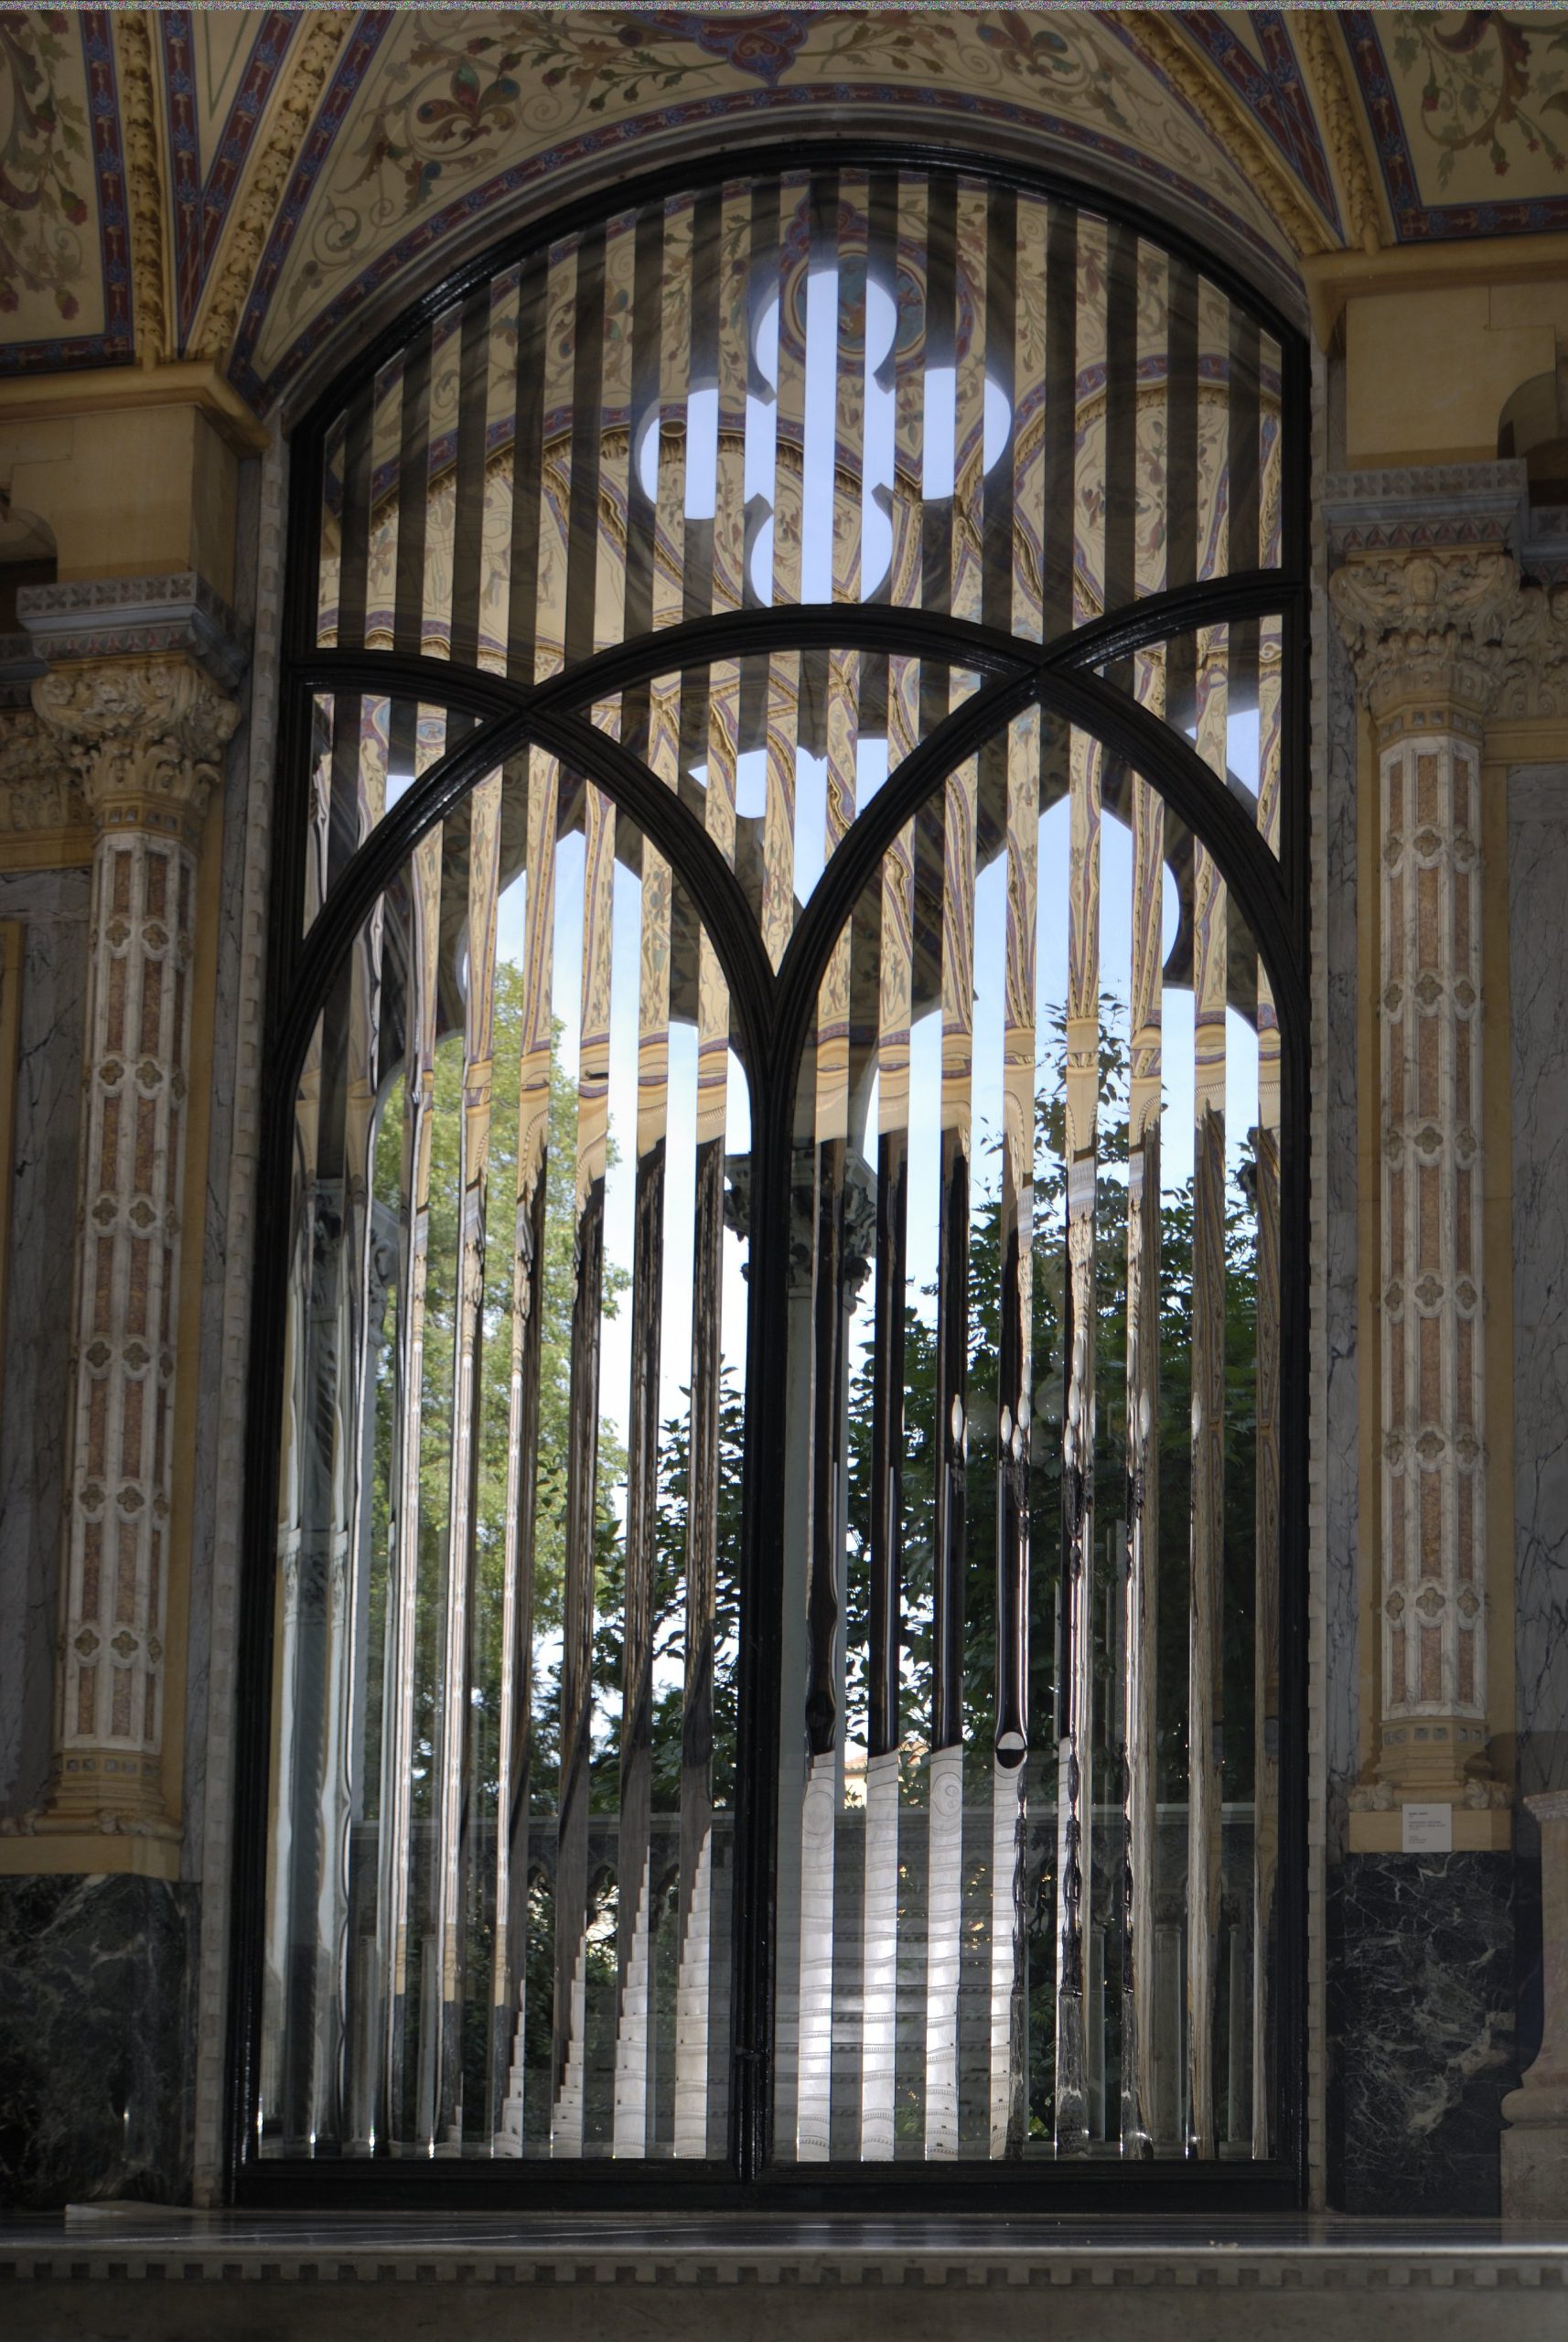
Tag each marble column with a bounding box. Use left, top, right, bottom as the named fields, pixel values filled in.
left=27, top=656, right=239, bottom=1841
left=1330, top=549, right=1517, bottom=1835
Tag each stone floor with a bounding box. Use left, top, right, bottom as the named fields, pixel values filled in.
left=4, top=2213, right=1568, bottom=2339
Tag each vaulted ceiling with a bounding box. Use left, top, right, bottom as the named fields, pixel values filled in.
left=3, top=7, right=1566, bottom=413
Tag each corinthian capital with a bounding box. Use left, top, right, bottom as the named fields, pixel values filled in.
left=0, top=710, right=90, bottom=832
left=1329, top=550, right=1523, bottom=733
left=31, top=655, right=240, bottom=842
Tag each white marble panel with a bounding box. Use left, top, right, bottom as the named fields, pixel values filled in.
left=0, top=867, right=88, bottom=1816
left=1510, top=764, right=1568, bottom=1805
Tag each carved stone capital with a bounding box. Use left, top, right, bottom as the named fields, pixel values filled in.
left=1495, top=576, right=1568, bottom=723
left=1329, top=550, right=1522, bottom=734
left=0, top=710, right=90, bottom=832
left=32, top=656, right=239, bottom=843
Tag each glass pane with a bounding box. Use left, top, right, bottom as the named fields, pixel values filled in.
left=582, top=657, right=985, bottom=971
left=301, top=696, right=462, bottom=931
left=261, top=757, right=748, bottom=2159
left=314, top=176, right=1283, bottom=687
left=770, top=714, right=1276, bottom=2160
left=1091, top=620, right=1286, bottom=863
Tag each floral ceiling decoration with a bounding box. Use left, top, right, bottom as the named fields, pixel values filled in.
left=0, top=6, right=1564, bottom=403
left=1344, top=6, right=1568, bottom=235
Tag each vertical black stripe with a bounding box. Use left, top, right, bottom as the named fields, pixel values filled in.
left=565, top=227, right=607, bottom=668
left=1040, top=207, right=1079, bottom=822
left=680, top=191, right=723, bottom=787
left=1229, top=300, right=1262, bottom=579
left=869, top=1125, right=907, bottom=1760
left=448, top=286, right=492, bottom=677
left=507, top=255, right=548, bottom=684
left=994, top=1217, right=1028, bottom=1764
left=392, top=331, right=432, bottom=661
left=1228, top=302, right=1263, bottom=810
left=336, top=384, right=374, bottom=653
left=865, top=169, right=900, bottom=611
left=920, top=172, right=956, bottom=628
left=932, top=1124, right=970, bottom=1755
left=1165, top=259, right=1200, bottom=743
left=804, top=1136, right=845, bottom=1756
left=1165, top=260, right=1199, bottom=594
left=742, top=177, right=780, bottom=618
left=325, top=387, right=374, bottom=894
left=1101, top=224, right=1141, bottom=819
left=1103, top=225, right=1139, bottom=621
left=617, top=1130, right=664, bottom=2140
left=918, top=176, right=957, bottom=758
left=553, top=1159, right=605, bottom=2115
left=621, top=205, right=664, bottom=767
left=1042, top=205, right=1077, bottom=644
left=683, top=189, right=722, bottom=622
left=983, top=186, right=1016, bottom=638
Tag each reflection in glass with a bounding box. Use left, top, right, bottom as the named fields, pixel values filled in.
left=272, top=154, right=1298, bottom=2182
left=772, top=720, right=1277, bottom=2159
left=262, top=756, right=748, bottom=2158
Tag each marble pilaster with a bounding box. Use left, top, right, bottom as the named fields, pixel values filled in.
left=27, top=650, right=240, bottom=1840
left=1330, top=543, right=1517, bottom=1830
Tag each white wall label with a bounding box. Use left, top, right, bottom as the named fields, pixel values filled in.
left=1402, top=1802, right=1454, bottom=1853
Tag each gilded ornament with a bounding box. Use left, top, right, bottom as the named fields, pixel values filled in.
left=1294, top=13, right=1384, bottom=254
left=113, top=9, right=172, bottom=365
left=1136, top=15, right=1332, bottom=258
left=193, top=13, right=353, bottom=365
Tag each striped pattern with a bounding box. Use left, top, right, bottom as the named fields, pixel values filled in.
left=265, top=162, right=1292, bottom=2171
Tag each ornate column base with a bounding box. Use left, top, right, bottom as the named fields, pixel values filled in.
left=1348, top=1767, right=1514, bottom=1853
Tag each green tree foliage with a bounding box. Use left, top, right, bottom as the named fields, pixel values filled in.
left=365, top=961, right=630, bottom=1823
left=843, top=999, right=1260, bottom=1805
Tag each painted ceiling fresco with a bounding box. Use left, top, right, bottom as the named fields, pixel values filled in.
left=1, top=7, right=1565, bottom=405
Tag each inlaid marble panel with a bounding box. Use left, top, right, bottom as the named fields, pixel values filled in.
left=1332, top=1851, right=1515, bottom=2215
left=1510, top=764, right=1568, bottom=1811
left=0, top=869, right=89, bottom=1820
left=0, top=1874, right=198, bottom=2208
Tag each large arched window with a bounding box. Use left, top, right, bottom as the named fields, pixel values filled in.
left=232, top=144, right=1308, bottom=2209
